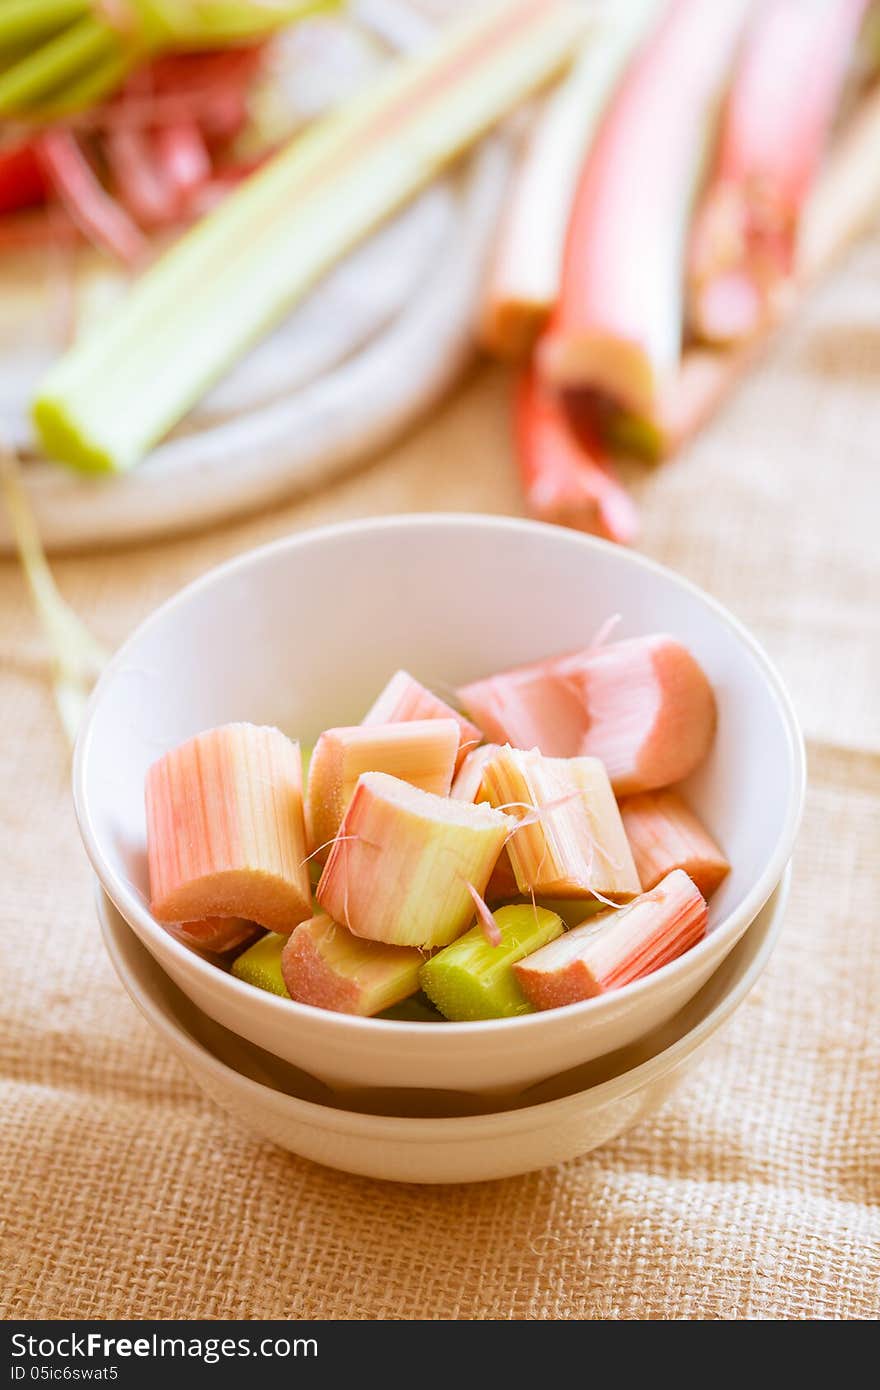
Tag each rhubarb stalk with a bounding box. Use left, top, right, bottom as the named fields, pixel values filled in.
left=33, top=0, right=585, bottom=473
left=146, top=723, right=312, bottom=933
left=481, top=746, right=641, bottom=902
left=539, top=0, right=749, bottom=418
left=232, top=930, right=290, bottom=997
left=459, top=635, right=716, bottom=794
left=619, top=789, right=730, bottom=899
left=281, top=912, right=423, bottom=1016
left=688, top=0, right=871, bottom=346
left=305, top=718, right=459, bottom=859
left=515, top=868, right=708, bottom=1008
left=420, top=904, right=564, bottom=1021
left=480, top=0, right=663, bottom=358
left=362, top=670, right=483, bottom=770
left=315, top=771, right=514, bottom=949
left=515, top=366, right=639, bottom=543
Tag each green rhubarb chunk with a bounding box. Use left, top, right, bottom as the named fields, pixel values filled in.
left=377, top=992, right=445, bottom=1023
left=420, top=904, right=564, bottom=1022
left=537, top=897, right=607, bottom=929
left=231, top=931, right=290, bottom=998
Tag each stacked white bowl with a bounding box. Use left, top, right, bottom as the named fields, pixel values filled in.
left=75, top=517, right=805, bottom=1182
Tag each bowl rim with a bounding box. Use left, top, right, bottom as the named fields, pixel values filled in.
left=74, top=513, right=806, bottom=1040
left=97, top=866, right=789, bottom=1138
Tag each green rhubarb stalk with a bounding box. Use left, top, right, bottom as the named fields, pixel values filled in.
left=0, top=17, right=117, bottom=115
left=420, top=904, right=564, bottom=1022
left=0, top=2, right=335, bottom=117
left=378, top=992, right=444, bottom=1023
left=231, top=931, right=290, bottom=997
left=0, top=439, right=109, bottom=745
left=33, top=0, right=584, bottom=474
left=0, top=0, right=88, bottom=47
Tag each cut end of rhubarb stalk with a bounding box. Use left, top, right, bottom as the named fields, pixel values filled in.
left=571, top=635, right=717, bottom=793
left=539, top=331, right=661, bottom=420
left=450, top=743, right=503, bottom=803
left=516, top=368, right=639, bottom=544
left=481, top=745, right=641, bottom=901
left=420, top=903, right=564, bottom=1021
left=170, top=917, right=260, bottom=956
left=459, top=634, right=716, bottom=792
left=361, top=669, right=483, bottom=770
left=458, top=654, right=588, bottom=758
left=316, top=771, right=514, bottom=949
left=231, top=931, right=290, bottom=998
left=281, top=913, right=423, bottom=1017
left=145, top=722, right=312, bottom=935
left=515, top=868, right=708, bottom=1009
left=619, top=789, right=730, bottom=899
left=305, top=718, right=459, bottom=860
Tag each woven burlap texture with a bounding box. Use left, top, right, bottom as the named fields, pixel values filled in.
left=2, top=236, right=879, bottom=1321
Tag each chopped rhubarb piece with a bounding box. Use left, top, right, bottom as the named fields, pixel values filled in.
left=450, top=743, right=517, bottom=899
left=567, top=635, right=716, bottom=794
left=539, top=0, right=749, bottom=416
left=281, top=913, right=422, bottom=1017
left=461, top=635, right=716, bottom=793
left=481, top=747, right=640, bottom=901
left=451, top=743, right=502, bottom=803
left=231, top=931, right=290, bottom=997
left=458, top=655, right=588, bottom=758
left=515, top=367, right=639, bottom=544
left=361, top=669, right=483, bottom=770
left=378, top=993, right=444, bottom=1023
left=515, top=868, right=708, bottom=1008
left=689, top=0, right=870, bottom=345
left=305, top=718, right=459, bottom=859
left=619, top=789, right=729, bottom=899
left=171, top=917, right=259, bottom=955
left=146, top=723, right=312, bottom=935
left=316, top=771, right=514, bottom=949
left=420, top=904, right=564, bottom=1021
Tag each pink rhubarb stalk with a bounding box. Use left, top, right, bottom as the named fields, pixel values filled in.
left=316, top=771, right=514, bottom=949
left=480, top=746, right=641, bottom=902
left=146, top=723, right=312, bottom=934
left=361, top=669, right=483, bottom=770
left=539, top=0, right=749, bottom=418
left=619, top=789, right=729, bottom=899
left=514, top=868, right=708, bottom=1007
left=305, top=718, right=459, bottom=859
left=36, top=128, right=147, bottom=265
left=689, top=0, right=870, bottom=345
left=515, top=367, right=638, bottom=544
left=459, top=635, right=716, bottom=793
left=169, top=917, right=259, bottom=954
left=281, top=913, right=423, bottom=1017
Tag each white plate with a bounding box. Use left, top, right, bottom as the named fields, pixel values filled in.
left=96, top=870, right=789, bottom=1182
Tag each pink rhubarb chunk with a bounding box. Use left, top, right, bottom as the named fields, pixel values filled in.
left=514, top=868, right=707, bottom=1008
left=169, top=918, right=260, bottom=954
left=281, top=913, right=422, bottom=1017
left=620, top=789, right=730, bottom=898
left=146, top=723, right=312, bottom=934
left=458, top=635, right=716, bottom=793
left=361, top=669, right=483, bottom=770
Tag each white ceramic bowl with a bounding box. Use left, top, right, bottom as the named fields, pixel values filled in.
left=97, top=870, right=789, bottom=1182
left=74, top=515, right=805, bottom=1096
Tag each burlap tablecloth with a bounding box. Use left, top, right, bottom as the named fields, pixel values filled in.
left=2, top=234, right=879, bottom=1321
